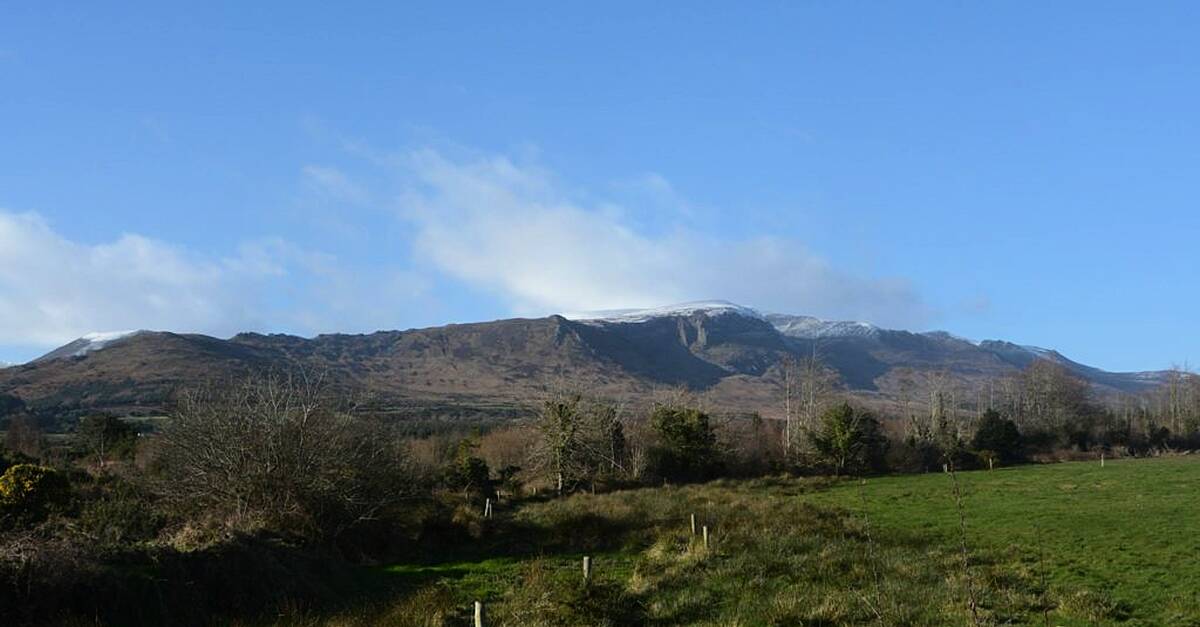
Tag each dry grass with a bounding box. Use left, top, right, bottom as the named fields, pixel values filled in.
left=310, top=475, right=1052, bottom=626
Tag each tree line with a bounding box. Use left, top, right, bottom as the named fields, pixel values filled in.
left=1, top=358, right=1199, bottom=625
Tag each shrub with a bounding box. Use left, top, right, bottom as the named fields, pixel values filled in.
left=528, top=392, right=628, bottom=494
left=971, top=409, right=1023, bottom=463
left=76, top=414, right=138, bottom=467
left=80, top=482, right=163, bottom=546
left=647, top=405, right=721, bottom=483
left=0, top=464, right=71, bottom=526
left=887, top=437, right=942, bottom=473
left=808, top=403, right=888, bottom=476
left=444, top=437, right=492, bottom=498
left=156, top=373, right=409, bottom=541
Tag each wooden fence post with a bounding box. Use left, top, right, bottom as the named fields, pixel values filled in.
left=702, top=525, right=710, bottom=549
left=988, top=458, right=994, bottom=471
left=1101, top=453, right=1105, bottom=468
left=474, top=601, right=483, bottom=627
left=690, top=513, right=697, bottom=535
left=583, top=556, right=591, bottom=583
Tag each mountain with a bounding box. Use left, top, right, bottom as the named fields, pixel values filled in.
left=0, top=301, right=1171, bottom=418
left=31, top=330, right=149, bottom=363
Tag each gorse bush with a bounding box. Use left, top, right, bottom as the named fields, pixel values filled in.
left=0, top=464, right=70, bottom=526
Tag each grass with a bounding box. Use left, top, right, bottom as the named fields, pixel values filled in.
left=284, top=456, right=1200, bottom=626
left=807, top=455, right=1200, bottom=625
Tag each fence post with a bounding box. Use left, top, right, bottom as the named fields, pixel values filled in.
left=988, top=458, right=994, bottom=471
left=583, top=555, right=592, bottom=583
left=1101, top=453, right=1105, bottom=468
left=702, top=525, right=710, bottom=549
left=690, top=513, right=697, bottom=535
left=474, top=601, right=483, bottom=627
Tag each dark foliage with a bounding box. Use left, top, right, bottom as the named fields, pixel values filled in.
left=972, top=409, right=1023, bottom=462
left=647, top=405, right=722, bottom=482
left=809, top=402, right=889, bottom=476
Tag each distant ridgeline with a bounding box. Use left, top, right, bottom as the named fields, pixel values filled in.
left=0, top=301, right=1172, bottom=421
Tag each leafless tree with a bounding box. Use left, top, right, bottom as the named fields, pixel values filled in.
left=781, top=355, right=796, bottom=455
left=156, top=370, right=407, bottom=539
left=527, top=387, right=626, bottom=494
left=4, top=415, right=42, bottom=460
left=797, top=349, right=838, bottom=436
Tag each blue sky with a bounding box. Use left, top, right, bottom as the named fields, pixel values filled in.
left=1, top=2, right=1198, bottom=371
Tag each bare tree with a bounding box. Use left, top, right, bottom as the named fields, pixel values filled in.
left=156, top=370, right=407, bottom=539
left=4, top=415, right=43, bottom=460
left=780, top=355, right=796, bottom=456
left=797, top=348, right=838, bottom=435
left=528, top=388, right=626, bottom=494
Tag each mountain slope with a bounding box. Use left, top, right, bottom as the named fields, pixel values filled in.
left=0, top=302, right=1170, bottom=417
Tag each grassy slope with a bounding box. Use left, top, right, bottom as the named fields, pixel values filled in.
left=807, top=456, right=1200, bottom=624
left=289, top=457, right=1200, bottom=626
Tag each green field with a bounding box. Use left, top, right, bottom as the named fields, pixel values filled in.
left=314, top=456, right=1200, bottom=626
left=810, top=455, right=1200, bottom=625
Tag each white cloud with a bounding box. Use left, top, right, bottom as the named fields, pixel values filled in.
left=0, top=146, right=933, bottom=360
left=0, top=211, right=242, bottom=346
left=0, top=211, right=425, bottom=353
left=398, top=150, right=931, bottom=327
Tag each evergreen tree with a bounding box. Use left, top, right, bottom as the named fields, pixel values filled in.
left=809, top=402, right=888, bottom=476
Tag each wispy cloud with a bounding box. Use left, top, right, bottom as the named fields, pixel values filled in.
left=0, top=144, right=932, bottom=359
left=396, top=149, right=931, bottom=327
left=302, top=165, right=369, bottom=205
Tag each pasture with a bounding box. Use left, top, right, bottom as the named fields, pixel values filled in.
left=292, top=456, right=1200, bottom=626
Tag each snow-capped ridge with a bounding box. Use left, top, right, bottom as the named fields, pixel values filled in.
left=563, top=300, right=764, bottom=324
left=81, top=330, right=143, bottom=345
left=32, top=330, right=149, bottom=363
left=922, top=330, right=980, bottom=346
left=767, top=314, right=881, bottom=340
left=1021, top=344, right=1057, bottom=358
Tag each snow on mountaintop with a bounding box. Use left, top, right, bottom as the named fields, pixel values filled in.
left=767, top=314, right=880, bottom=339
left=922, top=330, right=980, bottom=346
left=563, top=300, right=764, bottom=324
left=79, top=331, right=147, bottom=355
left=32, top=330, right=148, bottom=363
left=1021, top=345, right=1057, bottom=358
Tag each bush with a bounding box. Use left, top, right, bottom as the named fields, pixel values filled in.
left=647, top=405, right=721, bottom=483
left=886, top=437, right=942, bottom=473
left=76, top=415, right=138, bottom=467
left=808, top=403, right=888, bottom=476
left=156, top=373, right=409, bottom=541
left=444, top=437, right=492, bottom=498
left=0, top=464, right=71, bottom=526
left=80, top=481, right=163, bottom=546
left=972, top=410, right=1023, bottom=463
